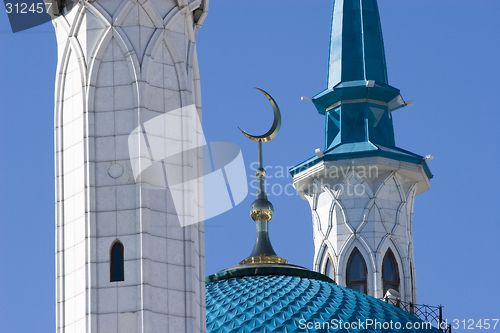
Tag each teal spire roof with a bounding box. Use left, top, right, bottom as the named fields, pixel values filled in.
left=290, top=0, right=432, bottom=178
left=327, top=0, right=388, bottom=88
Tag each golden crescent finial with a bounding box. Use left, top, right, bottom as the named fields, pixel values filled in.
left=238, top=88, right=281, bottom=142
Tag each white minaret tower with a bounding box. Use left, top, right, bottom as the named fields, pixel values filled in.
left=290, top=0, right=432, bottom=304
left=52, top=0, right=208, bottom=332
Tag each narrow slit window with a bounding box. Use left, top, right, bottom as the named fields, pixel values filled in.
left=382, top=249, right=400, bottom=294
left=346, top=247, right=367, bottom=294
left=110, top=241, right=124, bottom=282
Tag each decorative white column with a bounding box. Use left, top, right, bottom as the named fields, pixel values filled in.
left=53, top=0, right=208, bottom=332
left=293, top=157, right=430, bottom=303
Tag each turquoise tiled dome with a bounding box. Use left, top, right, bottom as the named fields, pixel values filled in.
left=206, top=275, right=439, bottom=332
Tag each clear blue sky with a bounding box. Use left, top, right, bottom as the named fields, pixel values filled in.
left=1, top=1, right=500, bottom=332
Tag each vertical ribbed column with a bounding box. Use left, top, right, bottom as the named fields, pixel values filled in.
left=53, top=0, right=208, bottom=332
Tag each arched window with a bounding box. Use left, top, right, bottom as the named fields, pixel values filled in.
left=323, top=256, right=335, bottom=281
left=382, top=249, right=400, bottom=294
left=346, top=248, right=367, bottom=294
left=110, top=241, right=124, bottom=282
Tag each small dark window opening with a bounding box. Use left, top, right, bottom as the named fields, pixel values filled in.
left=193, top=8, right=204, bottom=24
left=410, top=261, right=414, bottom=301
left=382, top=249, right=400, bottom=294
left=110, top=241, right=124, bottom=282
left=346, top=247, right=368, bottom=294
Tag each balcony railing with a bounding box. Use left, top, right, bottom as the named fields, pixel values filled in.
left=382, top=297, right=452, bottom=333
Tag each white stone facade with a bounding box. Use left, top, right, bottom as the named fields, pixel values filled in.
left=293, top=157, right=430, bottom=303
left=53, top=0, right=208, bottom=332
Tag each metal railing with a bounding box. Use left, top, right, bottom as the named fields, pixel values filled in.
left=382, top=297, right=452, bottom=333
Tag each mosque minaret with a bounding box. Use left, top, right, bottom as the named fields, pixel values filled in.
left=52, top=0, right=208, bottom=332
left=290, top=0, right=432, bottom=304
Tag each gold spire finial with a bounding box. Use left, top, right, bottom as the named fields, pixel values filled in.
left=237, top=88, right=288, bottom=266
